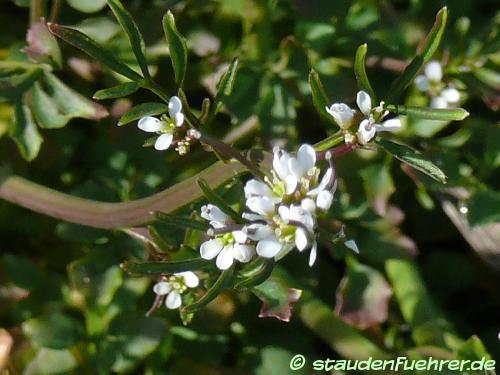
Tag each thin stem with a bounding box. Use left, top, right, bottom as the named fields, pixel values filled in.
left=313, top=132, right=344, bottom=152
left=48, top=0, right=62, bottom=23
left=142, top=80, right=171, bottom=103
left=317, top=143, right=355, bottom=161
left=30, top=0, right=47, bottom=25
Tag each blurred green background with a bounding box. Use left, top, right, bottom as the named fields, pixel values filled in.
left=0, top=0, right=498, bottom=373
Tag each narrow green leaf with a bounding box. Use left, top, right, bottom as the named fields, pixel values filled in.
left=386, top=7, right=448, bottom=102
left=354, top=44, right=376, bottom=101
left=162, top=11, right=188, bottom=87
left=48, top=23, right=143, bottom=81
left=308, top=69, right=336, bottom=126
left=107, top=0, right=150, bottom=79
left=155, top=211, right=209, bottom=231
left=183, top=267, right=235, bottom=313
left=197, top=178, right=242, bottom=223
left=31, top=82, right=68, bottom=128
left=198, top=98, right=211, bottom=123
left=376, top=138, right=447, bottom=184
left=148, top=226, right=176, bottom=253
left=121, top=258, right=209, bottom=275
left=9, top=102, right=43, bottom=161
left=386, top=104, right=469, bottom=121
left=235, top=258, right=274, bottom=290
left=210, top=57, right=239, bottom=118
left=0, top=68, right=42, bottom=101
left=118, top=102, right=168, bottom=126
left=93, top=81, right=140, bottom=100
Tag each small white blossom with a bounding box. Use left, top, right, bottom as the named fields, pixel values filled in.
left=153, top=271, right=199, bottom=309
left=415, top=61, right=460, bottom=109
left=325, top=103, right=356, bottom=129
left=200, top=204, right=256, bottom=270
left=137, top=96, right=184, bottom=151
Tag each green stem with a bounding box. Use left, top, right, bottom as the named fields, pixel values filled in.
left=314, top=132, right=344, bottom=152
left=142, top=80, right=171, bottom=104
left=30, top=0, right=47, bottom=25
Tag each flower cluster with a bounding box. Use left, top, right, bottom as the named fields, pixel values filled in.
left=137, top=96, right=200, bottom=154
left=415, top=61, right=461, bottom=109
left=325, top=90, right=402, bottom=145
left=152, top=271, right=199, bottom=309
left=199, top=144, right=336, bottom=268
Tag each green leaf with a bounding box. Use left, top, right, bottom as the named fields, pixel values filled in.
left=24, top=21, right=63, bottom=69
left=308, top=69, right=336, bottom=126
left=376, top=138, right=447, bottom=184
left=466, top=189, right=500, bottom=226
left=67, top=0, right=107, bottom=13
left=24, top=348, right=77, bottom=375
left=335, top=260, right=392, bottom=329
left=43, top=72, right=108, bottom=120
left=31, top=82, right=68, bottom=128
left=22, top=311, right=84, bottom=349
left=107, top=0, right=150, bottom=79
left=118, top=102, right=168, bottom=126
left=253, top=275, right=302, bottom=322
left=9, top=102, right=43, bottom=161
left=48, top=23, right=143, bottom=81
left=386, top=104, right=469, bottom=121
left=155, top=211, right=209, bottom=231
left=93, top=81, right=140, bottom=100
left=0, top=67, right=42, bottom=101
left=148, top=225, right=176, bottom=253
left=211, top=57, right=239, bottom=117
left=359, top=162, right=395, bottom=215
left=182, top=267, right=235, bottom=313
left=457, top=335, right=493, bottom=361
left=235, top=258, right=274, bottom=290
left=163, top=11, right=188, bottom=87
left=354, top=44, right=376, bottom=101
left=386, top=7, right=448, bottom=102
left=197, top=178, right=241, bottom=223
left=122, top=258, right=209, bottom=275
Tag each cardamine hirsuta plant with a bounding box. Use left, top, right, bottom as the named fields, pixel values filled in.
left=0, top=0, right=469, bottom=323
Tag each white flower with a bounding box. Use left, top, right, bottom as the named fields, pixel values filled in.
left=415, top=61, right=461, bottom=109
left=325, top=103, right=356, bottom=129
left=137, top=96, right=184, bottom=151
left=355, top=91, right=402, bottom=145
left=200, top=204, right=256, bottom=270
left=153, top=271, right=199, bottom=309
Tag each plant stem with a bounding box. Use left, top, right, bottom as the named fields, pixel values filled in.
left=30, top=0, right=47, bottom=25
left=313, top=132, right=344, bottom=152
left=142, top=80, right=171, bottom=103
left=48, top=0, right=62, bottom=23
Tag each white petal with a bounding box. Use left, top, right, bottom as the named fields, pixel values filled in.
left=308, top=168, right=333, bottom=196
left=357, top=119, right=376, bottom=144
left=154, top=133, right=173, bottom=150
left=242, top=212, right=266, bottom=222
left=201, top=204, right=229, bottom=225
left=424, top=61, right=442, bottom=82
left=295, top=228, right=309, bottom=251
left=377, top=118, right=401, bottom=132
left=356, top=91, right=372, bottom=116
left=316, top=190, right=333, bottom=211
left=200, top=238, right=223, bottom=259
left=285, top=175, right=298, bottom=194
left=273, top=150, right=291, bottom=181
left=174, top=112, right=184, bottom=127
left=414, top=75, right=429, bottom=91
left=430, top=96, right=448, bottom=109
left=216, top=245, right=235, bottom=270
left=178, top=271, right=199, bottom=288
left=232, top=230, right=247, bottom=243
left=344, top=239, right=360, bottom=253
left=256, top=237, right=282, bottom=258
left=325, top=103, right=355, bottom=129
left=244, top=179, right=273, bottom=198
left=296, top=144, right=316, bottom=172
left=245, top=224, right=274, bottom=241
left=138, top=116, right=162, bottom=132
left=233, top=244, right=255, bottom=263
left=308, top=241, right=318, bottom=266
left=441, top=87, right=460, bottom=103
left=153, top=281, right=171, bottom=296
left=165, top=291, right=182, bottom=309
left=168, top=96, right=182, bottom=117
left=246, top=196, right=276, bottom=217
left=301, top=198, right=316, bottom=213
left=278, top=205, right=291, bottom=223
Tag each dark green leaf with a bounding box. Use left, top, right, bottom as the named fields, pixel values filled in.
left=122, top=258, right=209, bottom=275
left=118, top=102, right=168, bottom=126
left=308, top=69, right=336, bottom=126
left=253, top=275, right=302, bottom=322
left=198, top=97, right=211, bottom=123
left=386, top=7, right=448, bottom=102
left=359, top=162, right=395, bottom=215
left=107, top=0, right=150, bottom=79
left=148, top=225, right=176, bottom=253
left=197, top=178, right=241, bottom=223
left=210, top=57, right=239, bottom=117
left=235, top=258, right=274, bottom=290
left=376, top=138, right=447, bottom=184
left=386, top=104, right=469, bottom=121
left=9, top=102, right=43, bottom=161
left=182, top=267, right=234, bottom=313
left=466, top=189, right=500, bottom=226
left=0, top=67, right=42, bottom=101
left=93, top=81, right=140, bottom=100
left=31, top=82, right=68, bottom=128
left=48, top=23, right=143, bottom=81
left=24, top=349, right=77, bottom=374
left=22, top=311, right=84, bottom=349
left=163, top=11, right=188, bottom=87
left=155, top=211, right=209, bottom=231
left=354, top=44, right=376, bottom=101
